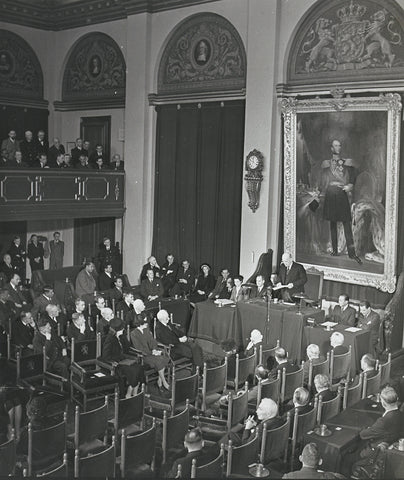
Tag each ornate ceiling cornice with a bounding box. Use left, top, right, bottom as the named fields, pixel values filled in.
left=0, top=0, right=220, bottom=31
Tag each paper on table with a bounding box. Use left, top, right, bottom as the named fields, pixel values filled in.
left=94, top=372, right=105, bottom=377
left=321, top=321, right=338, bottom=328
left=214, top=299, right=234, bottom=305
left=345, top=326, right=362, bottom=332
left=272, top=284, right=289, bottom=291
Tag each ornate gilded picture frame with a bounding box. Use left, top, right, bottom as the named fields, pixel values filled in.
left=281, top=93, right=401, bottom=292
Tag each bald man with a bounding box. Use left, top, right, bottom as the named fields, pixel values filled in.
left=274, top=252, right=307, bottom=302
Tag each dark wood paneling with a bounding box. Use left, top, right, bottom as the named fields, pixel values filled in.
left=73, top=217, right=115, bottom=266
left=80, top=116, right=111, bottom=159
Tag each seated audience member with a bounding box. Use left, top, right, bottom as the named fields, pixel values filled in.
left=70, top=138, right=86, bottom=166
left=127, top=298, right=147, bottom=329
left=175, top=259, right=196, bottom=297
left=44, top=304, right=66, bottom=337
left=48, top=137, right=65, bottom=166
left=75, top=262, right=97, bottom=302
left=110, top=153, right=124, bottom=170
left=250, top=274, right=270, bottom=300
left=230, top=275, right=245, bottom=302
left=283, top=442, right=344, bottom=479
left=189, top=263, right=215, bottom=303
left=76, top=154, right=90, bottom=169
left=116, top=290, right=135, bottom=326
left=31, top=285, right=58, bottom=318
left=0, top=253, right=17, bottom=282
left=35, top=153, right=49, bottom=169
left=19, top=130, right=36, bottom=166
left=98, top=236, right=120, bottom=274
left=208, top=268, right=231, bottom=299
left=130, top=314, right=170, bottom=390
left=248, top=364, right=270, bottom=402
left=97, top=307, right=114, bottom=337
left=6, top=273, right=28, bottom=314
left=98, top=263, right=116, bottom=291
left=274, top=252, right=307, bottom=302
left=140, top=268, right=164, bottom=302
left=242, top=398, right=284, bottom=444
left=352, top=386, right=404, bottom=478
left=12, top=311, right=35, bottom=356
left=160, top=253, right=179, bottom=296
left=7, top=150, right=28, bottom=168
left=361, top=353, right=377, bottom=379
left=54, top=153, right=66, bottom=168
left=313, top=374, right=336, bottom=402
left=8, top=235, right=26, bottom=282
left=93, top=157, right=108, bottom=170
left=358, top=301, right=381, bottom=357
left=155, top=309, right=203, bottom=368
left=303, top=344, right=325, bottom=384
left=33, top=317, right=69, bottom=378
left=167, top=427, right=216, bottom=478
left=90, top=295, right=105, bottom=329
left=219, top=277, right=233, bottom=299
left=89, top=143, right=108, bottom=167
left=0, top=289, right=14, bottom=334
left=270, top=347, right=298, bottom=378
left=67, top=312, right=95, bottom=341
left=283, top=387, right=312, bottom=417
left=330, top=294, right=356, bottom=327
left=140, top=256, right=161, bottom=281
left=1, top=130, right=19, bottom=164
left=245, top=328, right=263, bottom=357
left=109, top=276, right=124, bottom=303
left=63, top=153, right=72, bottom=168
left=27, top=234, right=44, bottom=272
left=330, top=331, right=349, bottom=355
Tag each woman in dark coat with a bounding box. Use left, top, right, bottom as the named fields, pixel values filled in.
left=8, top=236, right=26, bottom=282
left=27, top=234, right=44, bottom=272
left=101, top=318, right=144, bottom=398
left=130, top=315, right=170, bottom=390
left=189, top=263, right=216, bottom=303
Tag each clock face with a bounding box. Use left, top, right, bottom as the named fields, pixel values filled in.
left=248, top=155, right=259, bottom=169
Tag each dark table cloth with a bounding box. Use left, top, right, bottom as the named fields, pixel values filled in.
left=327, top=405, right=382, bottom=432
left=385, top=447, right=404, bottom=478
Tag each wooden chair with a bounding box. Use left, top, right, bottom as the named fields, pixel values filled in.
left=226, top=433, right=260, bottom=477
left=227, top=350, right=256, bottom=390
left=378, top=353, right=392, bottom=386
left=316, top=390, right=341, bottom=424
left=306, top=354, right=330, bottom=392
left=259, top=340, right=280, bottom=367
left=256, top=371, right=281, bottom=407
left=343, top=373, right=363, bottom=409
left=281, top=366, right=304, bottom=403
left=72, top=396, right=109, bottom=455
left=0, top=430, right=16, bottom=476
left=362, top=370, right=382, bottom=399
left=36, top=453, right=68, bottom=478
left=190, top=443, right=224, bottom=478
left=161, top=403, right=190, bottom=465
left=260, top=413, right=290, bottom=466
left=27, top=412, right=67, bottom=476
left=246, top=249, right=273, bottom=285
left=330, top=346, right=352, bottom=383
left=200, top=359, right=228, bottom=412
left=290, top=398, right=318, bottom=468
left=119, top=419, right=156, bottom=478
left=112, top=385, right=145, bottom=437
left=304, top=267, right=324, bottom=307
left=74, top=437, right=116, bottom=478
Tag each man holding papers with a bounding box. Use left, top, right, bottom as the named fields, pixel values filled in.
left=273, top=252, right=307, bottom=302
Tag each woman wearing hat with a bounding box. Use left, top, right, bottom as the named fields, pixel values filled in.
left=101, top=318, right=145, bottom=398
left=130, top=315, right=170, bottom=391
left=189, top=263, right=215, bottom=303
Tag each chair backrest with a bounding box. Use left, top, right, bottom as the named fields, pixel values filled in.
left=74, top=438, right=116, bottom=477
left=74, top=397, right=108, bottom=448
left=162, top=403, right=190, bottom=464
left=120, top=419, right=156, bottom=476
left=226, top=433, right=260, bottom=477
left=317, top=391, right=341, bottom=424
left=330, top=346, right=352, bottom=381
left=362, top=370, right=382, bottom=399
left=114, top=387, right=145, bottom=435
left=343, top=373, right=363, bottom=410
left=172, top=368, right=199, bottom=409
left=257, top=371, right=281, bottom=407
left=227, top=385, right=249, bottom=430
left=231, top=351, right=256, bottom=389
left=305, top=267, right=324, bottom=302
left=291, top=398, right=318, bottom=467
left=259, top=340, right=280, bottom=366
left=191, top=444, right=224, bottom=478
left=246, top=249, right=273, bottom=285
left=281, top=366, right=304, bottom=403
left=28, top=413, right=67, bottom=476
left=378, top=353, right=391, bottom=387
left=71, top=338, right=97, bottom=364
left=201, top=359, right=228, bottom=412
left=16, top=351, right=44, bottom=381
left=36, top=452, right=68, bottom=478
left=260, top=414, right=290, bottom=465
left=307, top=354, right=330, bottom=391
left=0, top=431, right=16, bottom=475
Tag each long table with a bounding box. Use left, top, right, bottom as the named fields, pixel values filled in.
left=188, top=299, right=324, bottom=362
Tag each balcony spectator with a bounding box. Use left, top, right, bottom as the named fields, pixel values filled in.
left=48, top=137, right=65, bottom=166
left=33, top=153, right=49, bottom=169
left=34, top=130, right=48, bottom=159
left=49, top=231, right=64, bottom=270
left=1, top=130, right=19, bottom=164
left=19, top=130, right=36, bottom=166
left=7, top=151, right=28, bottom=169
left=83, top=140, right=91, bottom=155
left=89, top=143, right=108, bottom=167
left=110, top=153, right=124, bottom=170
left=93, top=157, right=108, bottom=171
left=7, top=236, right=26, bottom=282
left=0, top=254, right=18, bottom=283
left=63, top=153, right=73, bottom=168
left=70, top=138, right=87, bottom=166
left=54, top=153, right=66, bottom=168
left=76, top=154, right=90, bottom=170
left=27, top=234, right=45, bottom=272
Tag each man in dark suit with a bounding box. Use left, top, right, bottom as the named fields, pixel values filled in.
left=98, top=263, right=116, bottom=291
left=109, top=276, right=124, bottom=303
left=140, top=256, right=161, bottom=282
left=274, top=252, right=307, bottom=302
left=47, top=137, right=65, bottom=167
left=1, top=130, right=19, bottom=163
left=303, top=344, right=325, bottom=385
left=70, top=138, right=88, bottom=166
left=5, top=273, right=28, bottom=314
left=7, top=151, right=28, bottom=168
left=358, top=301, right=381, bottom=357
left=76, top=154, right=90, bottom=169
left=97, top=237, right=120, bottom=274
left=31, top=285, right=59, bottom=318
left=116, top=291, right=134, bottom=326
left=156, top=309, right=203, bottom=368
left=89, top=144, right=108, bottom=167
left=250, top=274, right=270, bottom=300
left=12, top=311, right=35, bottom=356
left=34, top=130, right=49, bottom=159
left=330, top=331, right=349, bottom=355
left=19, top=130, right=36, bottom=166
left=270, top=346, right=299, bottom=379
left=283, top=387, right=312, bottom=419
left=140, top=269, right=164, bottom=302
left=0, top=253, right=18, bottom=282
left=242, top=398, right=285, bottom=444
left=90, top=295, right=105, bottom=330
left=208, top=267, right=231, bottom=299
left=0, top=289, right=15, bottom=333
left=160, top=253, right=179, bottom=296
left=49, top=231, right=64, bottom=270
left=43, top=304, right=67, bottom=337
left=110, top=153, right=124, bottom=170
left=330, top=294, right=356, bottom=327
left=175, top=259, right=196, bottom=296
left=314, top=373, right=336, bottom=402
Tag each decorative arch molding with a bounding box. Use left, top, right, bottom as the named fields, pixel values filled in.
left=281, top=0, right=404, bottom=93
left=55, top=32, right=126, bottom=111
left=151, top=13, right=246, bottom=103
left=0, top=29, right=46, bottom=108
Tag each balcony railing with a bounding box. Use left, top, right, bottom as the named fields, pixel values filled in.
left=0, top=169, right=125, bottom=220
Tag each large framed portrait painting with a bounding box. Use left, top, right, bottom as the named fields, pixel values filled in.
left=281, top=94, right=401, bottom=292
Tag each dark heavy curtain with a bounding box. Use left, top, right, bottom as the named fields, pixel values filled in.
left=152, top=101, right=245, bottom=275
